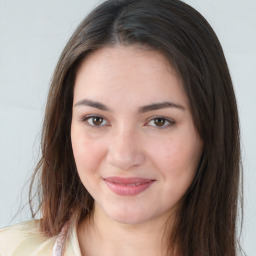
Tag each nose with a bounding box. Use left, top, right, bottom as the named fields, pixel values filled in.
left=106, top=129, right=145, bottom=170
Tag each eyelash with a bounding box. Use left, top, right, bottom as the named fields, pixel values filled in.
left=145, top=116, right=175, bottom=128
left=80, top=115, right=175, bottom=129
left=80, top=115, right=109, bottom=128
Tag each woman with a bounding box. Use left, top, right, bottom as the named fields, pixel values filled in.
left=0, top=0, right=243, bottom=255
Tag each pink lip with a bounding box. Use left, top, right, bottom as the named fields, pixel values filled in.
left=103, top=177, right=155, bottom=196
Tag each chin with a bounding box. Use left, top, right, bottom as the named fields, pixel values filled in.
left=106, top=206, right=164, bottom=226
left=111, top=214, right=150, bottom=225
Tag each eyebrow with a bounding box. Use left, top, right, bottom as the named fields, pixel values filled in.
left=138, top=102, right=185, bottom=113
left=74, top=99, right=185, bottom=112
left=74, top=99, right=110, bottom=111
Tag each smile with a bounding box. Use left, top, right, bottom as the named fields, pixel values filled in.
left=103, top=177, right=155, bottom=196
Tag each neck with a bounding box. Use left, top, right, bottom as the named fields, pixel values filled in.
left=77, top=206, right=175, bottom=256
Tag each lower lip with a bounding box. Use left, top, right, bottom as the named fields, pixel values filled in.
left=104, top=180, right=155, bottom=196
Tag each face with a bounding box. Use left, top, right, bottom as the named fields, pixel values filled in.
left=71, top=46, right=203, bottom=226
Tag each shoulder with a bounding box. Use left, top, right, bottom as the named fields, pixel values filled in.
left=0, top=220, right=56, bottom=256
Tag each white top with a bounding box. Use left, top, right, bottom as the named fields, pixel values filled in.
left=0, top=219, right=81, bottom=256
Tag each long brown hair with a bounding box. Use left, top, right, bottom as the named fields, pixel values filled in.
left=29, top=0, right=243, bottom=255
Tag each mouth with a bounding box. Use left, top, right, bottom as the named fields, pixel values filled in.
left=103, top=177, right=155, bottom=196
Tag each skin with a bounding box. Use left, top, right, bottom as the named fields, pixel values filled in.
left=71, top=45, right=203, bottom=256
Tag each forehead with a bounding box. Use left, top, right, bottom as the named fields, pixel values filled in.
left=73, top=45, right=189, bottom=109
left=76, top=45, right=176, bottom=79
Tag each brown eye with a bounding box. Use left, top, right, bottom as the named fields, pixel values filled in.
left=84, top=116, right=108, bottom=127
left=146, top=117, right=174, bottom=129
left=92, top=117, right=104, bottom=126
left=154, top=118, right=166, bottom=127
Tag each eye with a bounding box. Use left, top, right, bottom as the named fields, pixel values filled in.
left=82, top=115, right=109, bottom=127
left=146, top=117, right=174, bottom=128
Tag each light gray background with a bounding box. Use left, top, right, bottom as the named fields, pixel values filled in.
left=0, top=0, right=255, bottom=254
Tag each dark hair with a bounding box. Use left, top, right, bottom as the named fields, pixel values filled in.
left=29, top=0, right=243, bottom=255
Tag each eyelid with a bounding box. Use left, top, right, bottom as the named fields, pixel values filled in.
left=145, top=116, right=175, bottom=128
left=79, top=114, right=175, bottom=129
left=80, top=114, right=110, bottom=127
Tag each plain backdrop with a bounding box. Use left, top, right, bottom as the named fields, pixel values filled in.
left=0, top=0, right=255, bottom=254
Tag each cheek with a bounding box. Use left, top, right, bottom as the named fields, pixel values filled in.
left=71, top=127, right=106, bottom=175
left=147, top=130, right=202, bottom=180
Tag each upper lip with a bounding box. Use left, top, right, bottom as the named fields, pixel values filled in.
left=103, top=176, right=155, bottom=185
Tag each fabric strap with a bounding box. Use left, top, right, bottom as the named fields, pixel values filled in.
left=52, top=222, right=70, bottom=256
